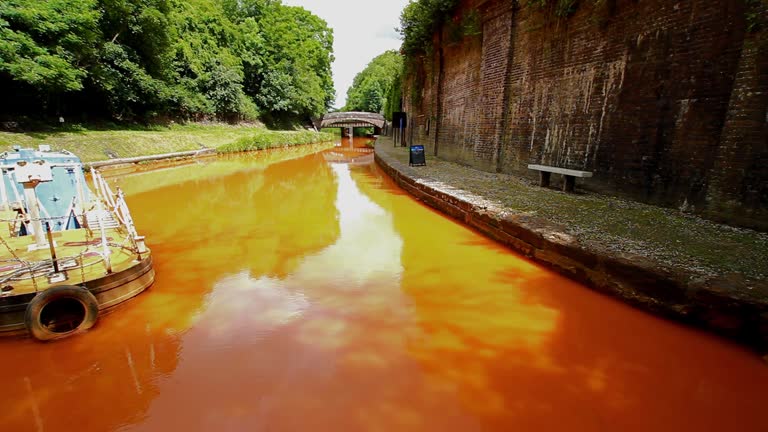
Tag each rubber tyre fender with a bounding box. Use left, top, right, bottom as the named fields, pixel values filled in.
left=25, top=285, right=99, bottom=341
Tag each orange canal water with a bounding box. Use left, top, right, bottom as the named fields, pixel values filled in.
left=1, top=138, right=767, bottom=432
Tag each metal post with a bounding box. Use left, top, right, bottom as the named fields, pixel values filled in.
left=22, top=183, right=47, bottom=249
left=45, top=222, right=59, bottom=273
left=73, top=167, right=86, bottom=217
left=8, top=171, right=23, bottom=208
left=540, top=171, right=551, bottom=188
left=95, top=199, right=112, bottom=274
left=394, top=126, right=397, bottom=147
left=0, top=171, right=8, bottom=211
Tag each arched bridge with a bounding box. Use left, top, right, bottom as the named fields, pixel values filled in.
left=320, top=112, right=386, bottom=133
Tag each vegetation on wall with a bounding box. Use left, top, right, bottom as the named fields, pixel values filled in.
left=537, top=0, right=625, bottom=21
left=746, top=0, right=768, bottom=33
left=344, top=50, right=403, bottom=116
left=523, top=0, right=580, bottom=17
left=446, top=9, right=482, bottom=44
left=0, top=0, right=335, bottom=125
left=384, top=66, right=403, bottom=121
left=398, top=0, right=460, bottom=55
left=397, top=0, right=625, bottom=57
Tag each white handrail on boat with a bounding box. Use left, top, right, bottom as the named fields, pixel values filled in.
left=93, top=169, right=145, bottom=255
left=95, top=199, right=112, bottom=274
left=0, top=171, right=8, bottom=210
left=116, top=188, right=138, bottom=239
left=35, top=197, right=53, bottom=221
left=8, top=170, right=23, bottom=208
left=91, top=170, right=106, bottom=206
left=92, top=169, right=129, bottom=229
left=98, top=171, right=118, bottom=211
left=73, top=166, right=87, bottom=218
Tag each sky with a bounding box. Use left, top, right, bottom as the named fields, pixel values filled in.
left=282, top=0, right=410, bottom=109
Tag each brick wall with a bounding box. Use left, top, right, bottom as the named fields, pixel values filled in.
left=403, top=0, right=768, bottom=230
left=706, top=1, right=768, bottom=228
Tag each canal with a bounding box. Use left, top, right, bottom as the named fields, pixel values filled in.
left=0, top=139, right=767, bottom=431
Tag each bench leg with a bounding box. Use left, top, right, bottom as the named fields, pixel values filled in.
left=563, top=175, right=575, bottom=193
left=539, top=171, right=551, bottom=187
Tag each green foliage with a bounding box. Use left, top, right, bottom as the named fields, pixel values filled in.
left=0, top=0, right=100, bottom=92
left=446, top=9, right=481, bottom=44
left=746, top=0, right=767, bottom=33
left=320, top=128, right=342, bottom=136
left=384, top=67, right=403, bottom=121
left=0, top=123, right=330, bottom=161
left=345, top=50, right=403, bottom=114
left=93, top=41, right=172, bottom=119
left=0, top=0, right=334, bottom=124
left=256, top=4, right=335, bottom=118
left=399, top=0, right=460, bottom=55
left=522, top=0, right=580, bottom=17
left=397, top=0, right=621, bottom=57
left=166, top=0, right=250, bottom=120
left=218, top=130, right=336, bottom=153
left=98, top=0, right=172, bottom=75
left=521, top=0, right=621, bottom=19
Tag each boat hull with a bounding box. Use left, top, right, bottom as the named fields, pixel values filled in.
left=0, top=254, right=155, bottom=337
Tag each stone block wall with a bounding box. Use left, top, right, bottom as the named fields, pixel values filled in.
left=402, top=0, right=768, bottom=230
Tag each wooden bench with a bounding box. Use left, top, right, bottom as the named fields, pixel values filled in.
left=528, top=164, right=593, bottom=193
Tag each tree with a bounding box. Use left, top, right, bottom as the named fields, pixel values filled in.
left=344, top=50, right=403, bottom=114
left=0, top=0, right=334, bottom=124
left=398, top=0, right=459, bottom=55
left=255, top=4, right=335, bottom=119
left=0, top=0, right=100, bottom=93
left=166, top=0, right=252, bottom=120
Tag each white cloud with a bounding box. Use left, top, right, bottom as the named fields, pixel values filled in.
left=282, top=0, right=409, bottom=109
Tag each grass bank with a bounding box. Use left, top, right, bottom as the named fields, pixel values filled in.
left=0, top=124, right=336, bottom=162
left=217, top=130, right=336, bottom=153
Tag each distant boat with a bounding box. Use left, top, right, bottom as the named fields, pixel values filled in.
left=0, top=145, right=154, bottom=341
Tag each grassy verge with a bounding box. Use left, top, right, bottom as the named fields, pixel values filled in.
left=0, top=124, right=335, bottom=162
left=218, top=130, right=336, bottom=153
left=320, top=128, right=343, bottom=136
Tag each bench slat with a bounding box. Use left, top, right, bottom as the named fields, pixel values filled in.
left=528, top=164, right=593, bottom=178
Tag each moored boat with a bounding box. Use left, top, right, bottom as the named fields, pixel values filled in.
left=0, top=145, right=154, bottom=341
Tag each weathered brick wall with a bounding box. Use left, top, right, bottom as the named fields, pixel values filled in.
left=434, top=25, right=482, bottom=163
left=403, top=0, right=768, bottom=230
left=402, top=51, right=439, bottom=152
left=474, top=0, right=515, bottom=172
left=705, top=2, right=768, bottom=228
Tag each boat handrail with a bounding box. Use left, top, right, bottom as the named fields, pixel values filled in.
left=0, top=167, right=145, bottom=279
left=91, top=169, right=141, bottom=247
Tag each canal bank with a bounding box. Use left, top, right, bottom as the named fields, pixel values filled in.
left=0, top=124, right=334, bottom=163
left=375, top=137, right=768, bottom=354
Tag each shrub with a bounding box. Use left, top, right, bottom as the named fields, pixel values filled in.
left=218, top=130, right=336, bottom=153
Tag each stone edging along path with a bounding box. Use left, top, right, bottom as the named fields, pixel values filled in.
left=374, top=143, right=768, bottom=354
